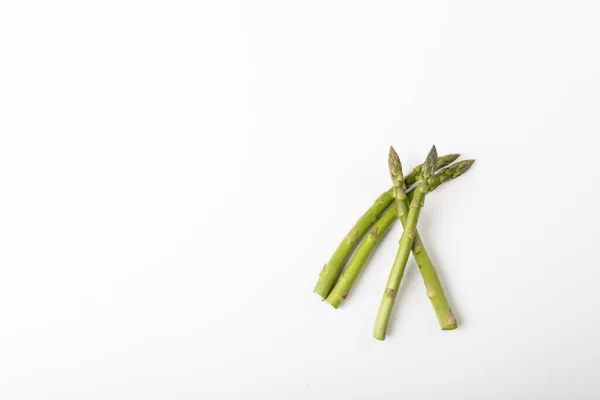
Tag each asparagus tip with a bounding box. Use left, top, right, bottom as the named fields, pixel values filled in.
left=388, top=146, right=402, bottom=182
left=422, top=145, right=438, bottom=179
left=451, top=159, right=475, bottom=178
left=436, top=153, right=460, bottom=169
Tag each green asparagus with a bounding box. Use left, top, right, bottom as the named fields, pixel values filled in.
left=373, top=145, right=437, bottom=340
left=325, top=159, right=475, bottom=310
left=313, top=153, right=460, bottom=299
left=388, top=146, right=460, bottom=330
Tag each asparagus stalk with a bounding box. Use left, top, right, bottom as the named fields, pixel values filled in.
left=386, top=147, right=463, bottom=330
left=373, top=145, right=437, bottom=340
left=313, top=153, right=460, bottom=299
left=325, top=158, right=474, bottom=310
left=313, top=188, right=394, bottom=299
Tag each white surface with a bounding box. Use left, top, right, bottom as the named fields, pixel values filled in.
left=1, top=1, right=600, bottom=399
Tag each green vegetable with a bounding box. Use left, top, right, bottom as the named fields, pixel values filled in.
left=373, top=145, right=437, bottom=341
left=313, top=153, right=460, bottom=299
left=325, top=158, right=474, bottom=318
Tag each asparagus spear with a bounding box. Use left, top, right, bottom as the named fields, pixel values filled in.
left=373, top=145, right=437, bottom=340
left=385, top=147, right=460, bottom=330
left=313, top=188, right=394, bottom=299
left=325, top=158, right=474, bottom=311
left=313, top=153, right=460, bottom=299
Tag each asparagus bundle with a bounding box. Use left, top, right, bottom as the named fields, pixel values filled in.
left=313, top=153, right=461, bottom=299
left=325, top=158, right=474, bottom=314
left=313, top=143, right=475, bottom=340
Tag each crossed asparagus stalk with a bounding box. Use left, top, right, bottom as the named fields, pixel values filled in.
left=314, top=145, right=475, bottom=339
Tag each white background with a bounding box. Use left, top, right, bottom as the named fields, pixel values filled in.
left=1, top=1, right=599, bottom=399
